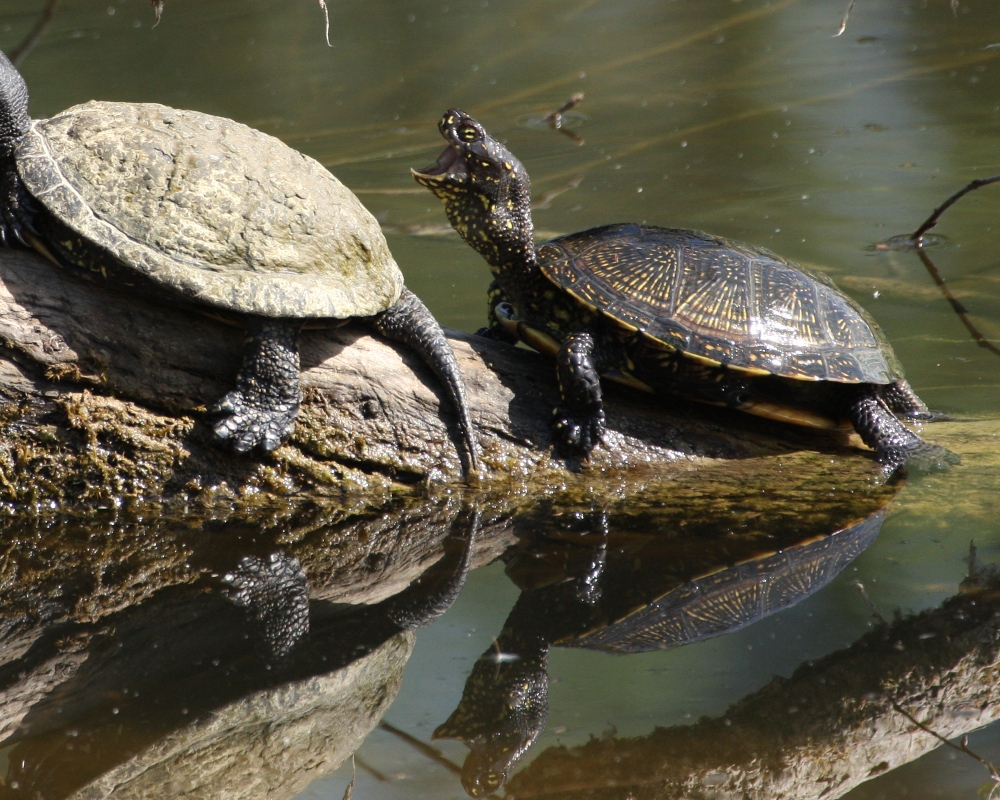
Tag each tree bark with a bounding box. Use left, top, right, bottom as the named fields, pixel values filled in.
left=0, top=246, right=925, bottom=509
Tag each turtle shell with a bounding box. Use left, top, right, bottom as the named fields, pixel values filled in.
left=556, top=505, right=886, bottom=653
left=538, top=223, right=901, bottom=384
left=15, top=101, right=402, bottom=319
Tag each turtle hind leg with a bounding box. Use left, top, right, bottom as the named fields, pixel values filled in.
left=371, top=287, right=480, bottom=476
left=212, top=318, right=302, bottom=454
left=552, top=330, right=605, bottom=458
left=880, top=379, right=949, bottom=422
left=847, top=386, right=958, bottom=473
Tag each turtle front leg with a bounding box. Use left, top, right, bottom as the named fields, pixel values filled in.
left=212, top=318, right=302, bottom=454
left=846, top=386, right=958, bottom=473
left=371, top=287, right=480, bottom=475
left=552, top=330, right=605, bottom=457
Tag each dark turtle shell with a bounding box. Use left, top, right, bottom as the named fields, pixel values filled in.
left=537, top=224, right=901, bottom=384
left=555, top=505, right=886, bottom=653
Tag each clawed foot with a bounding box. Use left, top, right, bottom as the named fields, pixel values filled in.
left=880, top=442, right=960, bottom=475
left=212, top=389, right=300, bottom=454
left=551, top=405, right=605, bottom=458
left=0, top=214, right=27, bottom=249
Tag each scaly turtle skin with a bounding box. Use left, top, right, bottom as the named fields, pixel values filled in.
left=436, top=506, right=886, bottom=795
left=0, top=52, right=478, bottom=471
left=413, top=108, right=953, bottom=473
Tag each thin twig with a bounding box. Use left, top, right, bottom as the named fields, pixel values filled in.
left=9, top=0, right=62, bottom=66
left=379, top=721, right=463, bottom=775
left=892, top=701, right=1000, bottom=786
left=532, top=176, right=584, bottom=210
left=910, top=174, right=1000, bottom=243
left=342, top=755, right=357, bottom=800
left=544, top=93, right=584, bottom=127
left=354, top=756, right=389, bottom=782
left=913, top=246, right=1000, bottom=359
left=834, top=0, right=858, bottom=37
left=318, top=0, right=332, bottom=46
left=853, top=580, right=887, bottom=624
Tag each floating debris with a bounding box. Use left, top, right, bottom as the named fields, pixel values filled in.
left=869, top=233, right=948, bottom=252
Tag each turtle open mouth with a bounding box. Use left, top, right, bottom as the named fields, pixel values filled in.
left=412, top=144, right=467, bottom=182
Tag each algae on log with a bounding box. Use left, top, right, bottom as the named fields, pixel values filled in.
left=0, top=246, right=938, bottom=508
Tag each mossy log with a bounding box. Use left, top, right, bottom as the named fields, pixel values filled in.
left=0, top=247, right=968, bottom=510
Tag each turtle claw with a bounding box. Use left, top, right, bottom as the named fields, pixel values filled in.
left=551, top=405, right=605, bottom=458
left=0, top=204, right=28, bottom=249
left=211, top=389, right=299, bottom=454
left=893, top=442, right=961, bottom=474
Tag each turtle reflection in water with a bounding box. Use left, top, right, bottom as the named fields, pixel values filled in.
left=414, top=109, right=954, bottom=473
left=221, top=510, right=481, bottom=663
left=0, top=51, right=477, bottom=470
left=435, top=506, right=889, bottom=797
left=0, top=511, right=481, bottom=797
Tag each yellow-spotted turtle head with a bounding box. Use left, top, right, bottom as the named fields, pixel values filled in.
left=413, top=108, right=535, bottom=271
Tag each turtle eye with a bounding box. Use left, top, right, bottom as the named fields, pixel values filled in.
left=457, top=125, right=478, bottom=142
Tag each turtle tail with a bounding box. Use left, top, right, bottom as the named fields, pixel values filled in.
left=371, top=287, right=480, bottom=476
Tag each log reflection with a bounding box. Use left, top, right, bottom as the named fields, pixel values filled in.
left=435, top=483, right=900, bottom=796
left=507, top=550, right=1000, bottom=800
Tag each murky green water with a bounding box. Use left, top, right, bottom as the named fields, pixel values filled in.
left=0, top=0, right=999, bottom=798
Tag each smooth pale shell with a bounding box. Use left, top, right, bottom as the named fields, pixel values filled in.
left=16, top=101, right=402, bottom=319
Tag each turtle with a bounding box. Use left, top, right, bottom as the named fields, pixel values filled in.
left=435, top=503, right=888, bottom=796
left=413, top=108, right=955, bottom=473
left=0, top=51, right=478, bottom=471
